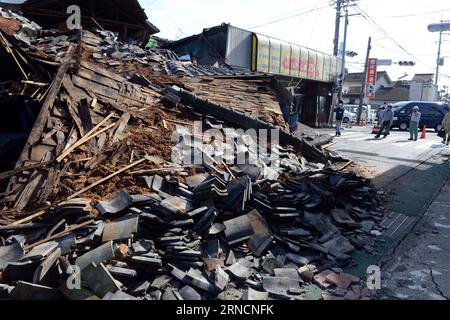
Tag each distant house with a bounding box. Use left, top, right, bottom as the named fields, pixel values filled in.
left=343, top=71, right=438, bottom=109
left=2, top=0, right=159, bottom=44
left=409, top=73, right=437, bottom=102
left=342, top=71, right=392, bottom=106
left=370, top=81, right=411, bottom=107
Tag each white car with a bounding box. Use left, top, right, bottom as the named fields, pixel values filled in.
left=343, top=105, right=374, bottom=124
left=343, top=109, right=357, bottom=123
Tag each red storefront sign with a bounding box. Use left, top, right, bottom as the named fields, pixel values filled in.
left=366, top=58, right=378, bottom=99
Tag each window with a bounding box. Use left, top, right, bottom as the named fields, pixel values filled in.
left=400, top=106, right=412, bottom=115
left=421, top=106, right=441, bottom=115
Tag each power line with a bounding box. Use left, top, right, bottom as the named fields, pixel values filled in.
left=243, top=0, right=329, bottom=29
left=290, top=0, right=323, bottom=29
left=306, top=5, right=325, bottom=46
left=351, top=5, right=450, bottom=84
left=372, top=8, right=450, bottom=19
left=246, top=4, right=331, bottom=29
left=353, top=4, right=435, bottom=70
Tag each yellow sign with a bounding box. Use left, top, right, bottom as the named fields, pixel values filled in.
left=307, top=51, right=317, bottom=80
left=316, top=53, right=324, bottom=81
left=252, top=34, right=270, bottom=73
left=323, top=56, right=331, bottom=82
left=269, top=38, right=281, bottom=74
left=299, top=47, right=309, bottom=79
left=289, top=44, right=300, bottom=77
left=280, top=41, right=291, bottom=76
left=251, top=34, right=338, bottom=82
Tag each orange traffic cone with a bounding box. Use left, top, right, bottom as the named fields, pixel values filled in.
left=421, top=125, right=426, bottom=139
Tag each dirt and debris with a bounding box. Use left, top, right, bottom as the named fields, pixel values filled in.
left=0, top=8, right=385, bottom=301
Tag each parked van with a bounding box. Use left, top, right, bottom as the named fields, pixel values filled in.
left=392, top=101, right=450, bottom=132
left=343, top=105, right=375, bottom=124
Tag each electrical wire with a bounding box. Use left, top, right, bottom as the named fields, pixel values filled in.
left=351, top=5, right=450, bottom=85
left=306, top=5, right=325, bottom=46
left=353, top=4, right=435, bottom=70
left=243, top=0, right=329, bottom=29
left=246, top=4, right=331, bottom=29
left=372, top=8, right=450, bottom=19
left=290, top=0, right=324, bottom=30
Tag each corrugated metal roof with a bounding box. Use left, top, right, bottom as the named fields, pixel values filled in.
left=225, top=25, right=252, bottom=69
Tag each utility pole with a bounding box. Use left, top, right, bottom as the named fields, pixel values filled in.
left=357, top=36, right=372, bottom=124
left=329, top=0, right=346, bottom=125
left=329, top=0, right=357, bottom=125
left=339, top=9, right=349, bottom=99
left=333, top=0, right=343, bottom=56
left=427, top=21, right=450, bottom=94
left=435, top=29, right=443, bottom=86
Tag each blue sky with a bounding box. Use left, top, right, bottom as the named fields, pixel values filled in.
left=140, top=0, right=450, bottom=88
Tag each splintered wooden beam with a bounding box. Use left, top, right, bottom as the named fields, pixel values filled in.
left=67, top=157, right=147, bottom=200
left=24, top=219, right=95, bottom=250
left=56, top=113, right=114, bottom=162
left=10, top=209, right=49, bottom=226
left=0, top=30, right=29, bottom=80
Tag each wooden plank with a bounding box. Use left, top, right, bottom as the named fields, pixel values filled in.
left=13, top=170, right=46, bottom=212
left=64, top=94, right=85, bottom=136
left=111, top=112, right=130, bottom=143
left=72, top=75, right=119, bottom=99
left=25, top=219, right=95, bottom=250
left=62, top=75, right=92, bottom=102
left=56, top=113, right=114, bottom=163
left=67, top=158, right=147, bottom=200
left=321, top=141, right=337, bottom=150
left=0, top=161, right=52, bottom=180
left=77, top=69, right=121, bottom=90
left=337, top=160, right=353, bottom=171
left=36, top=133, right=66, bottom=205
left=11, top=44, right=76, bottom=178
left=79, top=60, right=125, bottom=83
left=0, top=31, right=29, bottom=80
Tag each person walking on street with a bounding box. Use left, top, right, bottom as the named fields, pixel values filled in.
left=375, top=104, right=394, bottom=139
left=408, top=106, right=421, bottom=141
left=377, top=104, right=386, bottom=125
left=442, top=112, right=450, bottom=146
left=334, top=100, right=345, bottom=137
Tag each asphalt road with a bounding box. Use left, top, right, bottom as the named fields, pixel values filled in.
left=318, top=125, right=447, bottom=187
left=318, top=125, right=450, bottom=300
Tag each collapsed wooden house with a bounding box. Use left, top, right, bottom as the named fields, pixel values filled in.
left=0, top=10, right=329, bottom=222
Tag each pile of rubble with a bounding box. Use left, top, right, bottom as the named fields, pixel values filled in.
left=0, top=8, right=383, bottom=300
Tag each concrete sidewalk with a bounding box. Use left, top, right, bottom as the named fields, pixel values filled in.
left=381, top=174, right=450, bottom=300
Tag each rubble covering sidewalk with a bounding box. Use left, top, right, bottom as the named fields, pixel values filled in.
left=0, top=8, right=384, bottom=301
